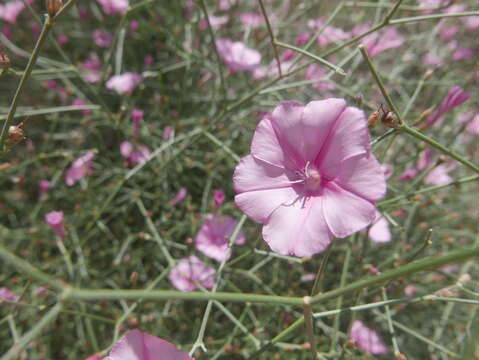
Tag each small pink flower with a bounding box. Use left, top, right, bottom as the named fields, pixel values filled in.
left=129, top=20, right=139, bottom=32
left=38, top=180, right=51, bottom=196
left=350, top=320, right=388, bottom=355
left=307, top=18, right=349, bottom=47
left=144, top=55, right=154, bottom=67
left=163, top=125, right=174, bottom=140
left=296, top=32, right=310, bottom=46
left=368, top=211, right=391, bottom=243
left=104, top=329, right=192, bottom=360
left=439, top=24, right=459, bottom=41
left=195, top=214, right=246, bottom=262
left=398, top=168, right=418, bottom=181
left=120, top=141, right=151, bottom=166
left=215, top=38, right=261, bottom=73
left=106, top=73, right=142, bottom=94
left=0, top=1, right=25, bottom=23
left=93, top=29, right=114, bottom=47
left=233, top=99, right=386, bottom=257
left=423, top=86, right=470, bottom=127
left=72, top=99, right=92, bottom=116
left=466, top=114, right=479, bottom=134
left=422, top=52, right=444, bottom=67
left=213, top=189, right=225, bottom=207
left=424, top=163, right=455, bottom=186
left=168, top=255, right=216, bottom=292
left=305, top=64, right=335, bottom=92
left=300, top=273, right=315, bottom=282
left=359, top=27, right=404, bottom=56
left=381, top=164, right=393, bottom=179
left=58, top=34, right=69, bottom=46
left=81, top=53, right=102, bottom=83
left=404, top=285, right=417, bottom=297
left=131, top=109, right=143, bottom=138
left=464, top=15, right=479, bottom=30
left=0, top=287, right=20, bottom=303
left=239, top=12, right=263, bottom=27
left=452, top=48, right=474, bottom=61
left=97, top=0, right=129, bottom=15
left=45, top=211, right=65, bottom=239
left=169, top=187, right=187, bottom=206
left=65, top=151, right=95, bottom=186
left=416, top=149, right=433, bottom=171
left=199, top=14, right=228, bottom=29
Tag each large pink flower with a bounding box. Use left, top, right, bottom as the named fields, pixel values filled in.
left=104, top=330, right=192, bottom=360
left=195, top=214, right=246, bottom=262
left=233, top=99, right=386, bottom=257
left=215, top=38, right=261, bottom=73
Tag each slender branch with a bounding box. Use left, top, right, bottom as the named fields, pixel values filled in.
left=258, top=0, right=282, bottom=78
left=303, top=297, right=318, bottom=360
left=390, top=11, right=479, bottom=24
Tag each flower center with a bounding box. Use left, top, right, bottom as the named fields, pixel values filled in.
left=291, top=161, right=322, bottom=194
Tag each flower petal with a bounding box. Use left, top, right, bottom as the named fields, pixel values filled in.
left=368, top=212, right=391, bottom=243
left=262, top=197, right=333, bottom=257
left=322, top=182, right=376, bottom=238
left=334, top=153, right=386, bottom=202
left=235, top=186, right=298, bottom=224
left=316, top=106, right=370, bottom=178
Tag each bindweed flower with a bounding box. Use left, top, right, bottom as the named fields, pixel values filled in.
left=466, top=114, right=479, bottom=134
left=423, top=86, right=470, bottom=127
left=239, top=12, right=263, bottom=28
left=199, top=14, right=228, bottom=29
left=425, top=162, right=456, bottom=186
left=93, top=29, right=114, bottom=47
left=233, top=99, right=386, bottom=257
left=305, top=64, right=335, bottom=93
left=38, top=180, right=51, bottom=197
left=0, top=287, right=20, bottom=303
left=353, top=26, right=404, bottom=56
left=368, top=211, right=391, bottom=243
left=350, top=320, right=388, bottom=355
left=45, top=211, right=65, bottom=239
left=195, top=214, right=246, bottom=262
left=106, top=73, right=142, bottom=94
left=97, top=0, right=128, bottom=15
left=416, top=149, right=433, bottom=171
left=72, top=99, right=92, bottom=116
left=0, top=1, right=25, bottom=23
left=65, top=151, right=95, bottom=186
left=215, top=38, right=261, bottom=73
left=168, top=255, right=216, bottom=291
left=307, top=18, right=349, bottom=47
left=81, top=53, right=102, bottom=83
left=169, top=187, right=187, bottom=206
left=104, top=329, right=192, bottom=360
left=120, top=141, right=151, bottom=166
left=213, top=189, right=225, bottom=208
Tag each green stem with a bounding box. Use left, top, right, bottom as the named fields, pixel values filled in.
left=258, top=0, right=282, bottom=78
left=390, top=11, right=479, bottom=24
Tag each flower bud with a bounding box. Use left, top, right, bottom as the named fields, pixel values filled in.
left=46, top=0, right=63, bottom=17
left=7, top=123, right=26, bottom=146
left=0, top=52, right=10, bottom=71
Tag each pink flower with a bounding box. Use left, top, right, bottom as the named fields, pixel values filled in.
left=169, top=187, right=187, bottom=206
left=307, top=18, right=349, bottom=47
left=106, top=73, right=142, bottom=94
left=163, top=125, right=174, bottom=140
left=439, top=24, right=459, bottom=41
left=452, top=48, right=474, bottom=61
left=120, top=141, right=151, bottom=166
left=350, top=320, right=388, bottom=355
left=93, top=29, right=114, bottom=47
left=422, top=52, right=444, bottom=67
left=131, top=109, right=143, bottom=138
left=104, top=329, right=192, bottom=360
left=168, top=255, right=216, bottom=292
left=215, top=38, right=261, bottom=72
left=72, top=99, right=92, bottom=116
left=213, top=189, right=225, bottom=207
left=357, top=27, right=404, bottom=56
left=398, top=168, right=418, bottom=181
left=416, top=149, right=433, bottom=171
left=38, top=180, right=51, bottom=196
left=195, top=214, right=246, bottom=262
left=0, top=287, right=20, bottom=303
left=464, top=15, right=479, bottom=30
left=239, top=12, right=263, bottom=27
left=296, top=32, right=310, bottom=46
left=58, top=34, right=69, bottom=46
left=81, top=53, right=102, bottom=83
left=0, top=1, right=25, bottom=23
left=300, top=273, right=315, bottom=282
left=129, top=20, right=139, bottom=32
left=305, top=64, right=335, bottom=92
left=97, top=0, right=129, bottom=15
left=85, top=355, right=102, bottom=360
left=65, top=151, right=95, bottom=186
left=424, top=163, right=455, bottom=186
left=423, top=86, right=470, bottom=127
left=233, top=99, right=386, bottom=257
left=381, top=164, right=393, bottom=179
left=368, top=211, right=391, bottom=243
left=466, top=114, right=479, bottom=134
left=199, top=14, right=228, bottom=29
left=404, top=285, right=417, bottom=297
left=45, top=211, right=65, bottom=239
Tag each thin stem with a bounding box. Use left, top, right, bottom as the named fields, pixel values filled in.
left=303, top=297, right=318, bottom=360
left=381, top=288, right=402, bottom=357
left=258, top=0, right=282, bottom=78
left=390, top=11, right=479, bottom=24
left=406, top=229, right=433, bottom=263
left=311, top=244, right=334, bottom=296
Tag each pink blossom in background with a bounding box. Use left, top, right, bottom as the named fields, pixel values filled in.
left=464, top=15, right=479, bottom=30
left=300, top=273, right=315, bottom=282
left=106, top=73, right=142, bottom=94
left=31, top=23, right=41, bottom=38
left=85, top=355, right=101, bottom=360
left=72, top=99, right=92, bottom=116
left=213, top=189, right=225, bottom=207
left=38, top=180, right=51, bottom=196
left=296, top=32, right=310, bottom=46
left=404, top=285, right=417, bottom=297
left=131, top=109, right=144, bottom=138
left=218, top=0, right=232, bottom=10
left=2, top=24, right=13, bottom=39
left=104, top=330, right=192, bottom=360
left=215, top=38, right=261, bottom=73
left=65, top=151, right=95, bottom=186
left=168, top=255, right=216, bottom=292
left=233, top=99, right=386, bottom=257
left=350, top=320, right=388, bottom=355
left=129, top=20, right=139, bottom=32
left=398, top=168, right=418, bottom=181
left=163, top=125, right=174, bottom=140
left=199, top=14, right=228, bottom=30
left=353, top=25, right=404, bottom=56
left=240, top=12, right=263, bottom=28
left=81, top=53, right=102, bottom=83
left=144, top=55, right=154, bottom=67
left=195, top=214, right=246, bottom=262
left=281, top=49, right=295, bottom=61
left=58, top=34, right=69, bottom=46
left=93, top=29, right=114, bottom=48
left=253, top=60, right=293, bottom=80
left=439, top=24, right=459, bottom=41
left=423, top=86, right=470, bottom=127
left=466, top=114, right=479, bottom=134
left=307, top=18, right=349, bottom=47
left=422, top=52, right=444, bottom=67
left=120, top=141, right=151, bottom=166
left=418, top=0, right=448, bottom=13
left=305, top=64, right=335, bottom=92
left=45, top=211, right=66, bottom=239
left=368, top=212, right=391, bottom=243
left=452, top=48, right=474, bottom=61
left=0, top=1, right=25, bottom=23
left=425, top=163, right=455, bottom=186
left=169, top=187, right=187, bottom=206
left=0, top=287, right=20, bottom=303
left=97, top=0, right=129, bottom=15
left=381, top=164, right=393, bottom=179
left=416, top=149, right=433, bottom=170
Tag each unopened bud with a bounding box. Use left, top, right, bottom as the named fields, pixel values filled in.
left=0, top=52, right=10, bottom=70
left=424, top=69, right=434, bottom=80
left=395, top=353, right=407, bottom=360
left=368, top=110, right=381, bottom=128
left=7, top=123, right=26, bottom=146
left=46, top=0, right=63, bottom=17
left=419, top=108, right=434, bottom=121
